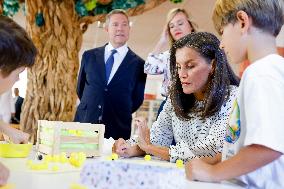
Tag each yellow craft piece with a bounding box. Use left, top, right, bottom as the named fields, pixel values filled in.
left=0, top=143, right=32, bottom=158
left=51, top=165, right=59, bottom=171
left=78, top=152, right=86, bottom=161
left=106, top=156, right=112, bottom=161
left=144, top=154, right=151, bottom=161
left=176, top=159, right=184, bottom=168
left=44, top=155, right=52, bottom=162
left=69, top=156, right=76, bottom=165
left=52, top=155, right=60, bottom=162
left=70, top=152, right=78, bottom=159
left=69, top=152, right=86, bottom=168
left=0, top=183, right=15, bottom=189
left=111, top=153, right=119, bottom=160
left=60, top=156, right=68, bottom=163
left=70, top=183, right=87, bottom=189
left=31, top=162, right=48, bottom=171
left=76, top=130, right=83, bottom=136
left=73, top=160, right=82, bottom=168
left=68, top=129, right=77, bottom=135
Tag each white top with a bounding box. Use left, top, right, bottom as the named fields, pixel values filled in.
left=129, top=86, right=237, bottom=162
left=104, top=43, right=129, bottom=84
left=0, top=90, right=15, bottom=123
left=13, top=96, right=19, bottom=105
left=222, top=54, right=284, bottom=189
left=144, top=51, right=171, bottom=97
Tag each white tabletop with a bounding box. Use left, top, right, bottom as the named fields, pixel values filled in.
left=1, top=139, right=244, bottom=189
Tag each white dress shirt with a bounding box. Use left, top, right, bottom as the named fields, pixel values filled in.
left=104, top=43, right=129, bottom=84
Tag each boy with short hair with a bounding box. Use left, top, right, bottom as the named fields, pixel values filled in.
left=185, top=0, right=284, bottom=188
left=0, top=15, right=37, bottom=186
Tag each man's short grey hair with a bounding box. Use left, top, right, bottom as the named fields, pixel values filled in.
left=105, top=9, right=129, bottom=26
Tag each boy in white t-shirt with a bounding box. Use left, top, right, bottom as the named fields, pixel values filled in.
left=0, top=16, right=36, bottom=186
left=185, top=0, right=284, bottom=188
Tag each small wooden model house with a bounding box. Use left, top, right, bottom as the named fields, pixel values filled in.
left=36, top=120, right=105, bottom=157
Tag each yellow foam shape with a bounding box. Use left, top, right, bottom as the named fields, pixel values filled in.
left=0, top=143, right=32, bottom=158
left=70, top=183, right=87, bottom=189
left=78, top=152, right=86, bottom=161
left=176, top=159, right=184, bottom=168
left=60, top=156, right=68, bottom=163
left=44, top=155, right=52, bottom=162
left=111, top=153, right=118, bottom=160
left=68, top=130, right=77, bottom=135
left=76, top=130, right=83, bottom=136
left=52, top=155, right=60, bottom=162
left=51, top=165, right=59, bottom=171
left=73, top=160, right=82, bottom=168
left=70, top=157, right=76, bottom=164
left=0, top=183, right=15, bottom=189
left=30, top=163, right=48, bottom=171
left=144, top=154, right=151, bottom=161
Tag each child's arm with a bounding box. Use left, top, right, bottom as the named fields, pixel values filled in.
left=200, top=153, right=222, bottom=165
left=0, top=120, right=29, bottom=144
left=186, top=144, right=282, bottom=182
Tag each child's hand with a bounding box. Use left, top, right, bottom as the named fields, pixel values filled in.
left=0, top=162, right=9, bottom=186
left=5, top=126, right=29, bottom=144
left=185, top=158, right=215, bottom=182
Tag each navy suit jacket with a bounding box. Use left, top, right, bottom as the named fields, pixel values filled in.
left=11, top=96, right=24, bottom=123
left=15, top=96, right=24, bottom=120
left=74, top=45, right=146, bottom=139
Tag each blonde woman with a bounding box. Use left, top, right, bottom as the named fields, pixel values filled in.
left=144, top=8, right=198, bottom=116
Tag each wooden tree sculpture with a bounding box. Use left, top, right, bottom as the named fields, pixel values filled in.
left=2, top=0, right=167, bottom=143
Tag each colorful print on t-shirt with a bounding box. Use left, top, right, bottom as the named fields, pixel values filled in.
left=225, top=100, right=241, bottom=144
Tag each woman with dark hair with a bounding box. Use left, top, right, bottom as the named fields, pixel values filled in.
left=113, top=32, right=239, bottom=162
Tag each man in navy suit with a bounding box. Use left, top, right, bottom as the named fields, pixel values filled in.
left=74, top=9, right=146, bottom=140
left=11, top=88, right=24, bottom=124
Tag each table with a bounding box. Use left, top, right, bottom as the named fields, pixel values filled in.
left=1, top=139, right=244, bottom=189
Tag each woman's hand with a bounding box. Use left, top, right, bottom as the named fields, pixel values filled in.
left=158, top=25, right=170, bottom=46
left=152, top=25, right=170, bottom=54
left=112, top=138, right=145, bottom=158
left=135, top=117, right=150, bottom=152
left=113, top=138, right=129, bottom=156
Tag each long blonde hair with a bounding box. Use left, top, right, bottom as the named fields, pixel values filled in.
left=166, top=8, right=198, bottom=46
